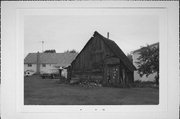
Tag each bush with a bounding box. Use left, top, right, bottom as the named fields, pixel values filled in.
left=130, top=80, right=158, bottom=88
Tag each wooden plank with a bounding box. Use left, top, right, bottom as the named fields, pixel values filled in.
left=105, top=57, right=120, bottom=65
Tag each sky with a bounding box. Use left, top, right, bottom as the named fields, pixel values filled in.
left=24, top=15, right=159, bottom=57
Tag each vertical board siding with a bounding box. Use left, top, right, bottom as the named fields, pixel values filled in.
left=71, top=34, right=134, bottom=87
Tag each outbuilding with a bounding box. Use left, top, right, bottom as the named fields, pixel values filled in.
left=70, top=31, right=136, bottom=87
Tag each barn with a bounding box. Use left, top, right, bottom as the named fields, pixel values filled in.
left=69, top=31, right=136, bottom=87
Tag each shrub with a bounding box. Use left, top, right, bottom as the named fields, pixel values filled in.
left=130, top=80, right=158, bottom=88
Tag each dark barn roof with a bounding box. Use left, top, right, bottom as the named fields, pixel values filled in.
left=24, top=53, right=78, bottom=67
left=72, top=31, right=136, bottom=71
left=93, top=31, right=136, bottom=71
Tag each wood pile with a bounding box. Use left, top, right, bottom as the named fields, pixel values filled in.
left=70, top=76, right=102, bottom=88
left=79, top=80, right=102, bottom=88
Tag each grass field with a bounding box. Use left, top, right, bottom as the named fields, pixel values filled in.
left=24, top=75, right=159, bottom=105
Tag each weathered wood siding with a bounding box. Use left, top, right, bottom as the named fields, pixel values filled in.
left=72, top=37, right=107, bottom=72
left=71, top=36, right=134, bottom=87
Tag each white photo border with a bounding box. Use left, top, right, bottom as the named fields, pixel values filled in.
left=1, top=1, right=179, bottom=119
left=18, top=8, right=167, bottom=113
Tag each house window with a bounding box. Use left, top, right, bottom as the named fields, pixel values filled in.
left=42, top=64, right=46, bottom=67
left=28, top=64, right=32, bottom=67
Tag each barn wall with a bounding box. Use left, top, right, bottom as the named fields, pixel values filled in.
left=71, top=38, right=107, bottom=82
left=119, top=62, right=134, bottom=85
left=103, top=41, right=115, bottom=58
left=71, top=37, right=134, bottom=87
left=72, top=38, right=105, bottom=72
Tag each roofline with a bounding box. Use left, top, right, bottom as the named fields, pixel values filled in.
left=25, top=52, right=78, bottom=55
left=72, top=31, right=109, bottom=65
left=94, top=31, right=136, bottom=71
left=94, top=31, right=114, bottom=42
left=71, top=37, right=94, bottom=65
left=132, top=42, right=159, bottom=53
left=24, top=62, right=73, bottom=64
left=71, top=31, right=136, bottom=71
left=24, top=52, right=78, bottom=64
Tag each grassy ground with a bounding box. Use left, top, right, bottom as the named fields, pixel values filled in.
left=24, top=75, right=159, bottom=105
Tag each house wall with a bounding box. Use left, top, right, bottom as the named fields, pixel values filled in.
left=24, top=63, right=68, bottom=78
left=40, top=64, right=62, bottom=74
left=24, top=64, right=37, bottom=74
left=132, top=52, right=156, bottom=82
left=62, top=69, right=67, bottom=78
left=40, top=64, right=67, bottom=77
left=40, top=64, right=54, bottom=74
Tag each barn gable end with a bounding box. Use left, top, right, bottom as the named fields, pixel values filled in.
left=70, top=31, right=136, bottom=87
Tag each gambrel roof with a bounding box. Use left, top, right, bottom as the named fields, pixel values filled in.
left=24, top=53, right=78, bottom=67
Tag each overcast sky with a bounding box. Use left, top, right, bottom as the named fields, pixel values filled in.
left=24, top=15, right=159, bottom=57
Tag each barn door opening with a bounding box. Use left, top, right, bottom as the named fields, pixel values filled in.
left=106, top=65, right=119, bottom=86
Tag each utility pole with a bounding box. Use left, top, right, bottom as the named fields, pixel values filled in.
left=41, top=41, right=44, bottom=52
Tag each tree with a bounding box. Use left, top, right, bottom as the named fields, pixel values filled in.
left=64, top=49, right=78, bottom=53
left=135, top=44, right=159, bottom=85
left=127, top=53, right=133, bottom=63
left=44, top=49, right=56, bottom=53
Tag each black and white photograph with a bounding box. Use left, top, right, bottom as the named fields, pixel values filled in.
left=1, top=1, right=179, bottom=119
left=24, top=14, right=159, bottom=105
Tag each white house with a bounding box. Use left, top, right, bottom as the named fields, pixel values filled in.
left=132, top=42, right=159, bottom=82
left=24, top=52, right=78, bottom=78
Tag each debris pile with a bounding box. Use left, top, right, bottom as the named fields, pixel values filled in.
left=79, top=80, right=102, bottom=88
left=69, top=78, right=102, bottom=88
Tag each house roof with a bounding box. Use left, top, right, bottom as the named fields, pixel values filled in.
left=93, top=31, right=136, bottom=71
left=132, top=42, right=159, bottom=53
left=24, top=53, right=78, bottom=67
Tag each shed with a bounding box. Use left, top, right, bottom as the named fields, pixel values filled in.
left=70, top=31, right=136, bottom=87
